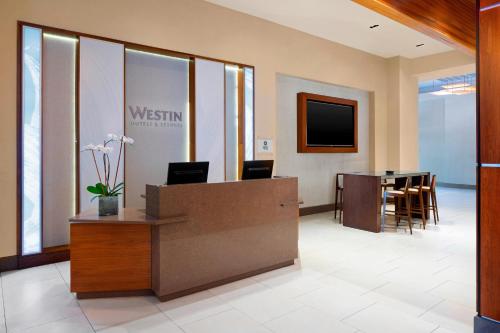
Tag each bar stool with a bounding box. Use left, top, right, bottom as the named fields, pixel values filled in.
left=382, top=177, right=413, bottom=234
left=414, top=175, right=439, bottom=225
left=334, top=173, right=343, bottom=223
left=408, top=176, right=427, bottom=230
left=381, top=179, right=395, bottom=190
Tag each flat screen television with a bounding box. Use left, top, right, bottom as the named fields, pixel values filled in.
left=297, top=92, right=358, bottom=153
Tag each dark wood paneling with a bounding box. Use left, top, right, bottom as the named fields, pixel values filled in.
left=478, top=1, right=500, bottom=327
left=297, top=92, right=358, bottom=154
left=343, top=175, right=381, bottom=232
left=479, top=6, right=500, bottom=163
left=479, top=167, right=500, bottom=320
left=0, top=255, right=18, bottom=273
left=70, top=223, right=151, bottom=293
left=480, top=0, right=500, bottom=8
left=353, top=0, right=476, bottom=55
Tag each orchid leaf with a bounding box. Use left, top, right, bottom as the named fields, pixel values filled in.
left=87, top=185, right=101, bottom=195
left=96, top=182, right=109, bottom=196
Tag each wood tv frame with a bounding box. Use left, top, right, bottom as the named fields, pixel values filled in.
left=297, top=92, right=358, bottom=153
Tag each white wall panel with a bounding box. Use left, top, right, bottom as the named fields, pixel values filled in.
left=125, top=50, right=189, bottom=207
left=79, top=37, right=124, bottom=211
left=419, top=93, right=476, bottom=186
left=42, top=34, right=77, bottom=247
left=225, top=66, right=239, bottom=181
left=195, top=59, right=225, bottom=183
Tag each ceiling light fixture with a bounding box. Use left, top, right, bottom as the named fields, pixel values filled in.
left=441, top=83, right=471, bottom=89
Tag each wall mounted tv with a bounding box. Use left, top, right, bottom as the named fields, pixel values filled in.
left=297, top=92, right=358, bottom=153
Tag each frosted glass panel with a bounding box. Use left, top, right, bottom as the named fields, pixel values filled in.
left=125, top=49, right=189, bottom=207
left=244, top=67, right=254, bottom=161
left=42, top=33, right=77, bottom=248
left=80, top=37, right=124, bottom=211
left=195, top=59, right=225, bottom=183
left=225, top=66, right=239, bottom=181
left=22, top=26, right=42, bottom=255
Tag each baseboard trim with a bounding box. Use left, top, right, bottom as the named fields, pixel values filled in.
left=77, top=289, right=154, bottom=300
left=474, top=315, right=500, bottom=333
left=299, top=203, right=335, bottom=216
left=437, top=182, right=476, bottom=190
left=0, top=246, right=70, bottom=273
left=0, top=255, right=18, bottom=273
left=18, top=248, right=70, bottom=269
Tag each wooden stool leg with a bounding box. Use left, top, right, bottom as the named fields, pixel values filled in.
left=339, top=190, right=343, bottom=224
left=430, top=191, right=437, bottom=225
left=382, top=192, right=388, bottom=232
left=334, top=189, right=338, bottom=219
left=396, top=197, right=401, bottom=226
left=419, top=192, right=426, bottom=230
left=405, top=195, right=413, bottom=235
left=433, top=190, right=440, bottom=222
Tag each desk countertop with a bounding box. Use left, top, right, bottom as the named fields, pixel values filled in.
left=69, top=208, right=187, bottom=225
left=343, top=170, right=429, bottom=179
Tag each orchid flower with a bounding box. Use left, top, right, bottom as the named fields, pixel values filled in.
left=122, top=136, right=134, bottom=144
left=107, top=133, right=134, bottom=145
left=82, top=144, right=98, bottom=151
left=83, top=134, right=135, bottom=200
left=96, top=144, right=113, bottom=154
left=107, top=133, right=121, bottom=142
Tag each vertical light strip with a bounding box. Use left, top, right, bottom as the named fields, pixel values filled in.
left=225, top=65, right=239, bottom=180
left=21, top=26, right=43, bottom=255
left=234, top=68, right=239, bottom=175
left=244, top=67, right=254, bottom=161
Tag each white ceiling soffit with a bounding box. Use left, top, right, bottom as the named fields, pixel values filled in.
left=205, top=0, right=452, bottom=59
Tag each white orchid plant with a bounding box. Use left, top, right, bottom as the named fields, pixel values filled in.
left=82, top=134, right=134, bottom=201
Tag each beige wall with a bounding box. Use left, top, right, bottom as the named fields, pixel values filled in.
left=385, top=51, right=474, bottom=171
left=0, top=0, right=474, bottom=258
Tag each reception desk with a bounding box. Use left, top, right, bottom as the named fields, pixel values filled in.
left=70, top=177, right=299, bottom=300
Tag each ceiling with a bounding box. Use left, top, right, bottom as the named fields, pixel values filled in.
left=205, top=0, right=453, bottom=59
left=419, top=73, right=476, bottom=95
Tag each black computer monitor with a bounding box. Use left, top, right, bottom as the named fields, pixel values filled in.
left=241, top=160, right=274, bottom=180
left=166, top=162, right=209, bottom=185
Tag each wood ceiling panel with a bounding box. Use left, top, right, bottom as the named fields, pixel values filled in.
left=353, top=0, right=476, bottom=55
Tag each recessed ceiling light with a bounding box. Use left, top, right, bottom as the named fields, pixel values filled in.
left=369, top=24, right=380, bottom=29
left=416, top=43, right=425, bottom=47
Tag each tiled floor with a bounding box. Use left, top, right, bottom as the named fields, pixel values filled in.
left=0, top=188, right=476, bottom=332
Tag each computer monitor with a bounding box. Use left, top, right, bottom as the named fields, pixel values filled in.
left=241, top=160, right=274, bottom=180
left=166, top=162, right=209, bottom=185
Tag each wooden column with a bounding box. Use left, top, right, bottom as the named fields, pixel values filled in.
left=476, top=1, right=500, bottom=331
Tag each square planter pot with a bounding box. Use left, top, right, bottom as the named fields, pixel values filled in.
left=99, top=196, right=118, bottom=216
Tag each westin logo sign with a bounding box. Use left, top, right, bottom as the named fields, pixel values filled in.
left=128, top=105, right=183, bottom=128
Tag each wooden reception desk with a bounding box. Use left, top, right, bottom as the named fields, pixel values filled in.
left=69, top=177, right=299, bottom=301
